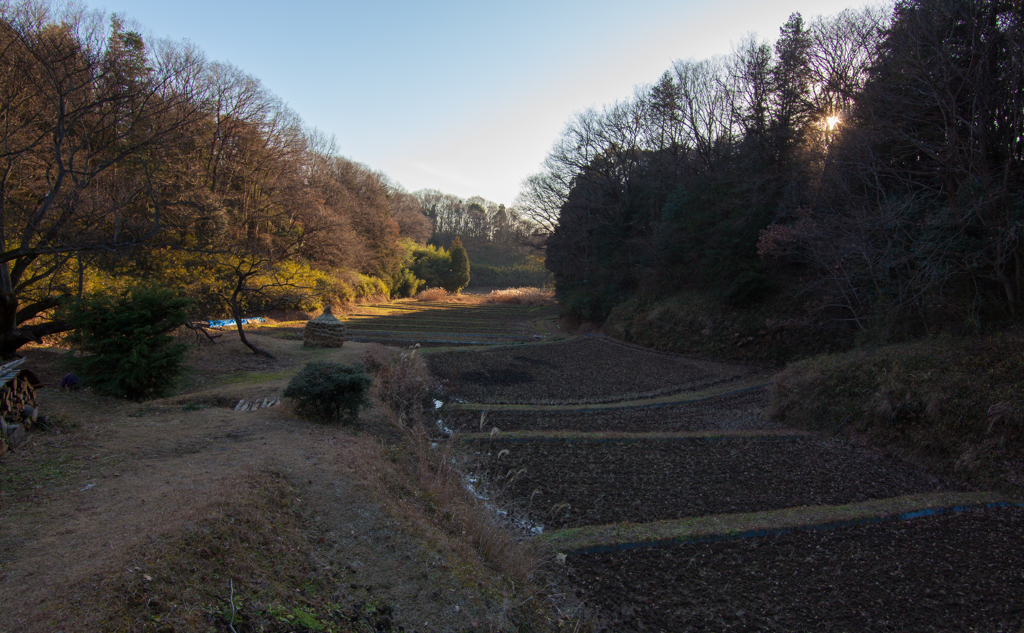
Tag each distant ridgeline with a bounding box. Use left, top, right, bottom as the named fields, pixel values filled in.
left=418, top=192, right=551, bottom=289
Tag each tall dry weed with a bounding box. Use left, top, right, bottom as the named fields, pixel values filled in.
left=414, top=287, right=450, bottom=302
left=361, top=343, right=543, bottom=584
left=484, top=287, right=555, bottom=306
left=414, top=287, right=486, bottom=303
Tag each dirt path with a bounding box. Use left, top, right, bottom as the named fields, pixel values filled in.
left=0, top=338, right=506, bottom=632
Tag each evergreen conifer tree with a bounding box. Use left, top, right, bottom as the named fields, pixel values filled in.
left=445, top=236, right=471, bottom=293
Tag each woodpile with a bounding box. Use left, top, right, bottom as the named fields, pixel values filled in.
left=0, top=358, right=42, bottom=455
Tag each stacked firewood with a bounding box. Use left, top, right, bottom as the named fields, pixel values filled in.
left=0, top=358, right=41, bottom=456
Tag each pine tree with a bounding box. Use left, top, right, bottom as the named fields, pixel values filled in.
left=770, top=13, right=814, bottom=162
left=445, top=236, right=471, bottom=293
left=62, top=285, right=192, bottom=400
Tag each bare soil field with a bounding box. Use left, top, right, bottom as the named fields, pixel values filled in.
left=464, top=435, right=961, bottom=529
left=264, top=301, right=558, bottom=348
left=562, top=504, right=1024, bottom=632
left=428, top=337, right=759, bottom=404
left=445, top=388, right=774, bottom=433
left=4, top=302, right=1022, bottom=632
left=422, top=314, right=1023, bottom=632
left=329, top=300, right=559, bottom=347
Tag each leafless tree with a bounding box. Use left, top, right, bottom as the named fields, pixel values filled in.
left=0, top=3, right=207, bottom=355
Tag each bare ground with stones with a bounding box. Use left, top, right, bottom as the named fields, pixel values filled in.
left=562, top=505, right=1024, bottom=632
left=445, top=388, right=776, bottom=434
left=464, top=435, right=963, bottom=529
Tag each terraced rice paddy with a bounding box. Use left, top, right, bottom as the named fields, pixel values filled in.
left=464, top=435, right=959, bottom=529
left=412, top=308, right=1024, bottom=632
left=428, top=337, right=760, bottom=404
left=339, top=301, right=560, bottom=347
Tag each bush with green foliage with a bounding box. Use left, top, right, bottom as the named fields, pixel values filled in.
left=410, top=244, right=452, bottom=289
left=283, top=362, right=372, bottom=423
left=61, top=285, right=192, bottom=400
left=445, top=236, right=471, bottom=293
left=391, top=268, right=425, bottom=298
left=353, top=274, right=390, bottom=300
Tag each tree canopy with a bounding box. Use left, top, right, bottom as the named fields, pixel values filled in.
left=531, top=0, right=1024, bottom=341
left=0, top=2, right=545, bottom=356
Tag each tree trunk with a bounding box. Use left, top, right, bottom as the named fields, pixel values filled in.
left=0, top=290, right=22, bottom=359
left=230, top=300, right=273, bottom=358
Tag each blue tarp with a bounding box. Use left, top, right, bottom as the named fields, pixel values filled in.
left=207, top=317, right=267, bottom=328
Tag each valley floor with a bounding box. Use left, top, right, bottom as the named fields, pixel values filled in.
left=2, top=299, right=1020, bottom=632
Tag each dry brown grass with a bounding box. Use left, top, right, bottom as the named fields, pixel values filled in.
left=362, top=344, right=542, bottom=583
left=414, top=288, right=489, bottom=303
left=415, top=287, right=454, bottom=302
left=769, top=331, right=1024, bottom=493
left=6, top=322, right=585, bottom=631
left=415, top=287, right=554, bottom=306
left=483, top=287, right=555, bottom=306
left=357, top=345, right=584, bottom=630
left=52, top=468, right=356, bottom=632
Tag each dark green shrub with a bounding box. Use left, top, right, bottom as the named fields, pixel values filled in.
left=391, top=268, right=425, bottom=298
left=410, top=243, right=451, bottom=289
left=283, top=362, right=372, bottom=423
left=62, top=285, right=192, bottom=400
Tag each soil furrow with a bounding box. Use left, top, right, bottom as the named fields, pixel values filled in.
left=465, top=436, right=963, bottom=529
left=560, top=504, right=1024, bottom=632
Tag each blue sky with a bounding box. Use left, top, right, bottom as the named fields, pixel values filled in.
left=99, top=0, right=864, bottom=204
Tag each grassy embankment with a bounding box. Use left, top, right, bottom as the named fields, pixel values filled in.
left=3, top=299, right=579, bottom=632
left=770, top=333, right=1024, bottom=495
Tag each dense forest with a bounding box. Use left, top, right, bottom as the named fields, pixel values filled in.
left=520, top=0, right=1024, bottom=357
left=0, top=2, right=543, bottom=358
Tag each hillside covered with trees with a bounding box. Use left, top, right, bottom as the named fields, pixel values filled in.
left=521, top=0, right=1024, bottom=359
left=0, top=2, right=547, bottom=358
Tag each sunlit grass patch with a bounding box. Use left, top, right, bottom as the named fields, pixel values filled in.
left=483, top=287, right=555, bottom=306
